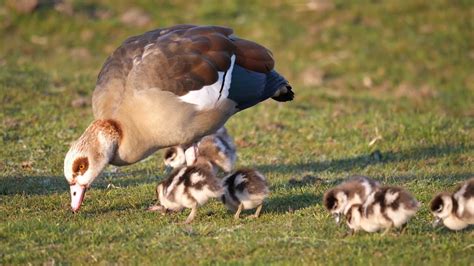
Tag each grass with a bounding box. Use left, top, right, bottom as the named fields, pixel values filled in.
left=1, top=0, right=473, bottom=264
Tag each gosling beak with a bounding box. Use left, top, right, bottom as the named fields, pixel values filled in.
left=70, top=184, right=87, bottom=213
left=333, top=213, right=341, bottom=224
left=164, top=165, right=173, bottom=175
left=432, top=217, right=442, bottom=228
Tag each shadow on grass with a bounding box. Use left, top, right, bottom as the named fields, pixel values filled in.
left=264, top=193, right=321, bottom=214
left=0, top=169, right=160, bottom=196
left=1, top=144, right=471, bottom=196
left=257, top=144, right=472, bottom=176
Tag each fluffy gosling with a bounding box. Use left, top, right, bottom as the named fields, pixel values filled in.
left=430, top=177, right=474, bottom=230
left=163, top=127, right=237, bottom=173
left=221, top=168, right=269, bottom=219
left=152, top=157, right=223, bottom=224
left=346, top=186, right=420, bottom=235
left=323, top=176, right=380, bottom=223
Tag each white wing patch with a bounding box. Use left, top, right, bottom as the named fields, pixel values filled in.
left=179, top=55, right=236, bottom=109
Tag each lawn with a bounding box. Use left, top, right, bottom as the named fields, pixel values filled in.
left=1, top=0, right=473, bottom=264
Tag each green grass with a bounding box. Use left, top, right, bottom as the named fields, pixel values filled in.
left=1, top=0, right=473, bottom=264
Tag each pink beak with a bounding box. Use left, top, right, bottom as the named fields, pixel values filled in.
left=70, top=184, right=86, bottom=212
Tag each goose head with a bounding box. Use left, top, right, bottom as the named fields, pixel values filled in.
left=64, top=119, right=121, bottom=212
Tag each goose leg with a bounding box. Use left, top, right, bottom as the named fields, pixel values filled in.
left=185, top=203, right=198, bottom=224
left=234, top=203, right=244, bottom=220
left=252, top=204, right=263, bottom=219
left=184, top=144, right=198, bottom=166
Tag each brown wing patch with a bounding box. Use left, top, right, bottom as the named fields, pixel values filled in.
left=99, top=25, right=276, bottom=98
left=127, top=26, right=238, bottom=95
left=233, top=38, right=274, bottom=73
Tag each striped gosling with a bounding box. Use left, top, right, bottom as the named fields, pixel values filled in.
left=221, top=169, right=269, bottom=219
left=430, top=177, right=474, bottom=230
left=323, top=176, right=380, bottom=224
left=151, top=157, right=223, bottom=224
left=346, top=186, right=420, bottom=235
left=163, top=127, right=237, bottom=173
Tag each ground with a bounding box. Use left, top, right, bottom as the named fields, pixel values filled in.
left=0, top=0, right=473, bottom=264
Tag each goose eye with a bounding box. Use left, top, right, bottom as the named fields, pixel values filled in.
left=73, top=157, right=89, bottom=174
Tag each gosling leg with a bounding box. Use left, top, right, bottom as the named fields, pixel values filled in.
left=184, top=144, right=198, bottom=166
left=234, top=203, right=244, bottom=220
left=342, top=228, right=356, bottom=238
left=398, top=223, right=408, bottom=235
left=381, top=223, right=393, bottom=236
left=185, top=203, right=198, bottom=224
left=252, top=204, right=263, bottom=219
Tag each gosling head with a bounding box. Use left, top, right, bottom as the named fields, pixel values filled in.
left=163, top=146, right=186, bottom=171
left=430, top=192, right=454, bottom=227
left=323, top=189, right=348, bottom=223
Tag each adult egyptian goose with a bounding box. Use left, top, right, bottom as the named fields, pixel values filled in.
left=64, top=25, right=293, bottom=212
left=163, top=127, right=237, bottom=173
left=323, top=176, right=380, bottom=223
left=345, top=186, right=420, bottom=235
left=430, top=177, right=474, bottom=230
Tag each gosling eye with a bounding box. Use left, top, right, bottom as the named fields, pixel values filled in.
left=436, top=205, right=443, bottom=212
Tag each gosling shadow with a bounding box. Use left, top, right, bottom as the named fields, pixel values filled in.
left=264, top=193, right=321, bottom=214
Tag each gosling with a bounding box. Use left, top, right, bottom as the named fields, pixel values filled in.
left=163, top=127, right=237, bottom=173
left=221, top=168, right=269, bottom=219
left=323, top=176, right=380, bottom=223
left=430, top=177, right=474, bottom=230
left=346, top=186, right=420, bottom=235
left=152, top=157, right=223, bottom=224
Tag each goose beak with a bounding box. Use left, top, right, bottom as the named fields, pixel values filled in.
left=432, top=217, right=442, bottom=228
left=70, top=184, right=87, bottom=213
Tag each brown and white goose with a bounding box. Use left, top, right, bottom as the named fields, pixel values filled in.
left=64, top=25, right=293, bottom=212
left=430, top=177, right=474, bottom=230
left=164, top=127, right=237, bottom=173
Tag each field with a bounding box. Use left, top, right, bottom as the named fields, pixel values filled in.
left=1, top=0, right=473, bottom=264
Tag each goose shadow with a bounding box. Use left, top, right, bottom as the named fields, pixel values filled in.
left=269, top=172, right=474, bottom=192
left=0, top=169, right=161, bottom=196
left=256, top=144, right=471, bottom=177
left=1, top=144, right=470, bottom=196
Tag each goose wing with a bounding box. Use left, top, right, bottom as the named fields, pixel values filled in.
left=93, top=25, right=275, bottom=116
